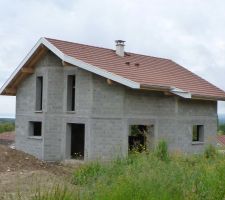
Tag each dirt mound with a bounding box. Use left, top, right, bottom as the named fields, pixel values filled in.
left=0, top=145, right=49, bottom=172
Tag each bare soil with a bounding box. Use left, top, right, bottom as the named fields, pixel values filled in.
left=0, top=144, right=79, bottom=199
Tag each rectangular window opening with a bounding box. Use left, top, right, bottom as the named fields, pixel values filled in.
left=128, top=125, right=153, bottom=152
left=29, top=121, right=42, bottom=137
left=192, top=125, right=204, bottom=142
left=67, top=75, right=76, bottom=111
left=36, top=76, right=43, bottom=111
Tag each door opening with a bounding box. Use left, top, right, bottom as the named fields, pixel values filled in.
left=68, top=123, right=85, bottom=160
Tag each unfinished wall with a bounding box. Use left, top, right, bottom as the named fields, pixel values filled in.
left=16, top=51, right=94, bottom=161
left=87, top=75, right=126, bottom=160
left=124, top=89, right=217, bottom=153
left=15, top=50, right=218, bottom=161
left=90, top=75, right=218, bottom=157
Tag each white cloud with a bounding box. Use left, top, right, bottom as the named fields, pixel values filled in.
left=0, top=0, right=225, bottom=116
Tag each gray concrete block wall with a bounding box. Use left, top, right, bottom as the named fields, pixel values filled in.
left=15, top=115, right=43, bottom=159
left=16, top=73, right=36, bottom=115
left=15, top=51, right=95, bottom=161
left=89, top=75, right=127, bottom=160
left=15, top=52, right=65, bottom=161
left=178, top=99, right=217, bottom=116
left=89, top=118, right=127, bottom=160
left=124, top=89, right=176, bottom=117
left=91, top=75, right=125, bottom=118
left=91, top=75, right=218, bottom=156
left=43, top=115, right=63, bottom=160
left=158, top=117, right=217, bottom=154
left=43, top=54, right=64, bottom=161
left=74, top=68, right=93, bottom=117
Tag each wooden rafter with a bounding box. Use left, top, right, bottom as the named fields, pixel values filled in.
left=5, top=88, right=16, bottom=95
left=21, top=68, right=34, bottom=74
left=9, top=47, right=47, bottom=90
left=62, top=60, right=73, bottom=67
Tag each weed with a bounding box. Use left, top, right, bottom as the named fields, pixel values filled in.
left=204, top=144, right=217, bottom=159
left=73, top=162, right=106, bottom=185
left=155, top=140, right=169, bottom=161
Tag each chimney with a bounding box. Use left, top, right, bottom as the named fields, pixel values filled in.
left=115, top=40, right=125, bottom=57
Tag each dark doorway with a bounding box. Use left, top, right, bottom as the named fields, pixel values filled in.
left=70, top=123, right=85, bottom=159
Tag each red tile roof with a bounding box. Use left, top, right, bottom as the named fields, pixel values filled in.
left=46, top=38, right=225, bottom=100
left=0, top=132, right=15, bottom=141
left=217, top=135, right=225, bottom=146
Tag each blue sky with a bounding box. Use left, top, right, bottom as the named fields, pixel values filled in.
left=0, top=0, right=225, bottom=117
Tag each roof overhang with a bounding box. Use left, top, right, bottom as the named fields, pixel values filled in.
left=170, top=87, right=191, bottom=99
left=191, top=94, right=225, bottom=101
left=140, top=84, right=192, bottom=99
left=0, top=38, right=140, bottom=95
left=0, top=37, right=223, bottom=101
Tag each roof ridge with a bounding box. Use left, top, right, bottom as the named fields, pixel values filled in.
left=45, top=37, right=116, bottom=52
left=45, top=37, right=171, bottom=61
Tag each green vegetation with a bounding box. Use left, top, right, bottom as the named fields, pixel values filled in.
left=155, top=139, right=169, bottom=161
left=204, top=144, right=217, bottom=159
left=0, top=118, right=15, bottom=133
left=0, top=122, right=15, bottom=133
left=30, top=143, right=225, bottom=200
left=218, top=123, right=225, bottom=135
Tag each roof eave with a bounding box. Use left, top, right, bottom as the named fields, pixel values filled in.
left=0, top=37, right=58, bottom=96
left=140, top=84, right=171, bottom=92
left=191, top=94, right=225, bottom=101
left=0, top=38, right=140, bottom=95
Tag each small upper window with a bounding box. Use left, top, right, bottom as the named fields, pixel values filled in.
left=67, top=75, right=76, bottom=111
left=29, top=121, right=42, bottom=137
left=192, top=125, right=204, bottom=142
left=36, top=76, right=43, bottom=111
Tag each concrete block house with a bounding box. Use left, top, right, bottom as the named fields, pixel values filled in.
left=1, top=38, right=225, bottom=161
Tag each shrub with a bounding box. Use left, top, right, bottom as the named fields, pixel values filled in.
left=0, top=122, right=15, bottom=133
left=155, top=140, right=169, bottom=161
left=204, top=144, right=217, bottom=159
left=218, top=123, right=225, bottom=134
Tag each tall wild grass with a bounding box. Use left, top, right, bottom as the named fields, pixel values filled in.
left=21, top=142, right=225, bottom=200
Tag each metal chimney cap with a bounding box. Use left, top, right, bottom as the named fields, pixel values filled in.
left=115, top=40, right=125, bottom=45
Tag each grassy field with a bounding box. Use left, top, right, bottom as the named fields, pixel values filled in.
left=0, top=118, right=15, bottom=133
left=12, top=142, right=224, bottom=200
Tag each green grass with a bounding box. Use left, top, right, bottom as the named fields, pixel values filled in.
left=74, top=154, right=225, bottom=200
left=17, top=144, right=225, bottom=200
left=0, top=122, right=15, bottom=133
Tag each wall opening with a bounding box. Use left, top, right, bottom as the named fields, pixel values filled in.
left=192, top=125, right=204, bottom=142
left=128, top=125, right=154, bottom=152
left=67, top=75, right=76, bottom=111
left=36, top=76, right=43, bottom=111
left=29, top=121, right=42, bottom=137
left=67, top=123, right=85, bottom=159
